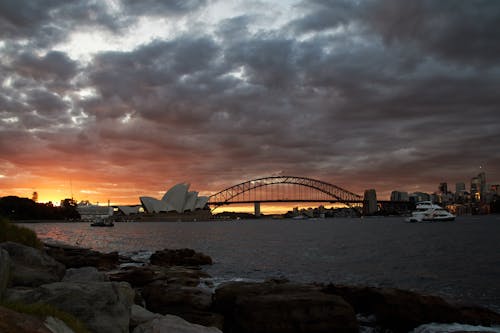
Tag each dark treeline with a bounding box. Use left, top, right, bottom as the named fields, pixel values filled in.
left=0, top=196, right=80, bottom=221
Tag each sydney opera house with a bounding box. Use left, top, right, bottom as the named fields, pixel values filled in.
left=136, top=183, right=211, bottom=221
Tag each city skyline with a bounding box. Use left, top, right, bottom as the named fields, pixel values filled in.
left=1, top=1, right=500, bottom=205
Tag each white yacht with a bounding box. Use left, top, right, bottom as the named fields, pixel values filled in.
left=406, top=201, right=455, bottom=222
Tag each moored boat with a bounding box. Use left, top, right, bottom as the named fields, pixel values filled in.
left=406, top=201, right=455, bottom=222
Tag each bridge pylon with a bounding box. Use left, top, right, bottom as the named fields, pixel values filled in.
left=254, top=202, right=261, bottom=217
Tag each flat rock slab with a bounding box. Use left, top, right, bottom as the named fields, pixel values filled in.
left=5, top=281, right=134, bottom=333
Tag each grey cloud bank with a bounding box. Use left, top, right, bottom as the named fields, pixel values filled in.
left=1, top=0, right=499, bottom=201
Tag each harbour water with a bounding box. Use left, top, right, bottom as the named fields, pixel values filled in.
left=23, top=215, right=500, bottom=311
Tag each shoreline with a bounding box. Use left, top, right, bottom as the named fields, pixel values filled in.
left=2, top=240, right=500, bottom=332
left=20, top=218, right=500, bottom=314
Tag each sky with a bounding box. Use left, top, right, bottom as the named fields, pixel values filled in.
left=1, top=0, right=500, bottom=206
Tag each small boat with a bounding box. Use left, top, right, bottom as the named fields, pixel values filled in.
left=406, top=201, right=455, bottom=222
left=421, top=208, right=455, bottom=222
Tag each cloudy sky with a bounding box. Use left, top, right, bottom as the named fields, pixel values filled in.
left=1, top=0, right=499, bottom=205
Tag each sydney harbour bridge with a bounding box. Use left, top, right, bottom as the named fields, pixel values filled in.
left=207, top=176, right=410, bottom=216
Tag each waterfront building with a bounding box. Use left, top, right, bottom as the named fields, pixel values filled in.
left=409, top=192, right=431, bottom=203
left=77, top=202, right=113, bottom=221
left=140, top=183, right=209, bottom=214
left=390, top=191, right=409, bottom=201
left=115, top=205, right=142, bottom=215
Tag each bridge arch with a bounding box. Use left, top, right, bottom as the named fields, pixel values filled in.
left=208, top=176, right=362, bottom=208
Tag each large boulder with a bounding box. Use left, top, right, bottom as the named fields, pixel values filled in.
left=5, top=281, right=134, bottom=333
left=150, top=248, right=212, bottom=266
left=0, top=241, right=65, bottom=287
left=324, top=284, right=500, bottom=333
left=133, top=314, right=222, bottom=333
left=0, top=305, right=54, bottom=333
left=214, top=281, right=358, bottom=333
left=44, top=242, right=118, bottom=271
left=142, top=279, right=222, bottom=328
left=0, top=249, right=10, bottom=299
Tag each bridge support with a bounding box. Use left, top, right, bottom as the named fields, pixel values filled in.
left=254, top=202, right=261, bottom=217
left=363, top=189, right=378, bottom=215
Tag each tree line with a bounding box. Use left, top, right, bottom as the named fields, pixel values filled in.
left=0, top=196, right=80, bottom=221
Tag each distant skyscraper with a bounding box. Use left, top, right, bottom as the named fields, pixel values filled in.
left=390, top=191, right=409, bottom=201
left=455, top=182, right=467, bottom=202
left=478, top=172, right=486, bottom=198
left=471, top=176, right=481, bottom=202
left=409, top=192, right=431, bottom=203
left=455, top=182, right=466, bottom=193
left=438, top=182, right=448, bottom=194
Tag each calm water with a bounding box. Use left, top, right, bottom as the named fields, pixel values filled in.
left=23, top=216, right=500, bottom=311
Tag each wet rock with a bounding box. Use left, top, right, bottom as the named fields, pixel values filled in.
left=5, top=281, right=134, bottom=333
left=324, top=284, right=500, bottom=333
left=108, top=265, right=210, bottom=287
left=44, top=242, right=118, bottom=271
left=141, top=279, right=221, bottom=327
left=132, top=314, right=222, bottom=333
left=0, top=241, right=65, bottom=287
left=0, top=249, right=10, bottom=298
left=150, top=248, right=212, bottom=267
left=214, top=280, right=358, bottom=333
left=108, top=266, right=159, bottom=287
left=0, top=305, right=54, bottom=333
left=63, top=267, right=109, bottom=282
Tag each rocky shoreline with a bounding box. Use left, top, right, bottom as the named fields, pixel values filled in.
left=1, top=240, right=499, bottom=333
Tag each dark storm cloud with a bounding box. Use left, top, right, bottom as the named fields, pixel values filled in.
left=13, top=51, right=78, bottom=82
left=121, top=0, right=209, bottom=16
left=292, top=0, right=500, bottom=66
left=0, top=0, right=65, bottom=38
left=1, top=0, right=500, bottom=200
left=0, top=0, right=126, bottom=48
left=25, top=89, right=68, bottom=115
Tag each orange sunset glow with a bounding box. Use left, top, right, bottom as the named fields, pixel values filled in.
left=0, top=0, right=499, bottom=211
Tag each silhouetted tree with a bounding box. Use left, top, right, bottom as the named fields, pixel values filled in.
left=0, top=196, right=80, bottom=220
left=60, top=198, right=80, bottom=220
